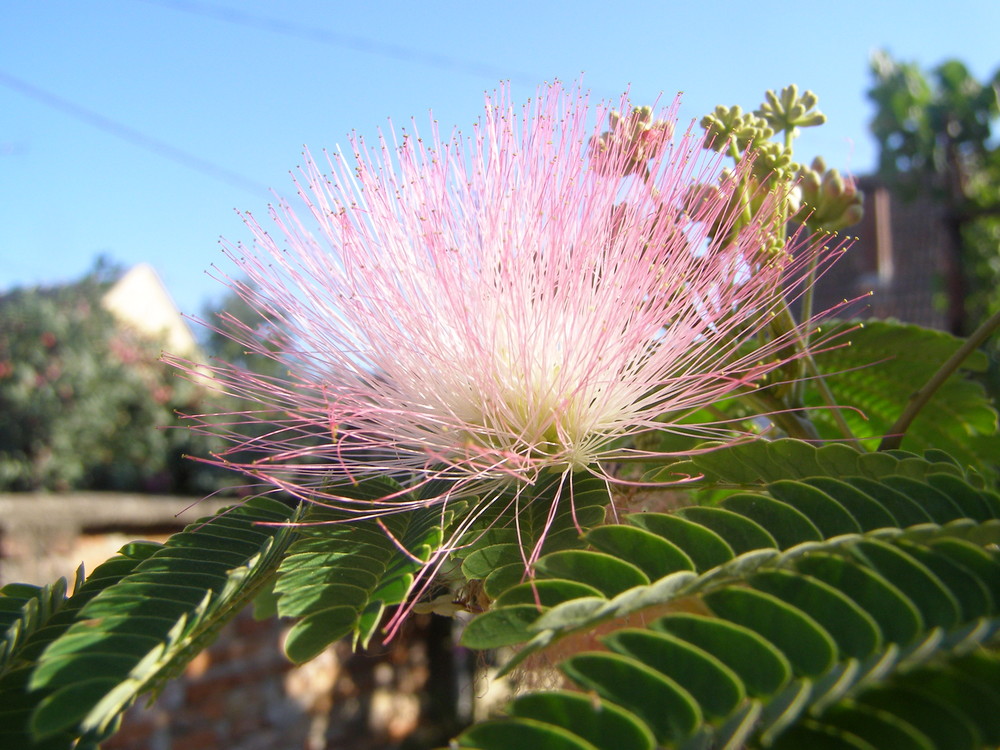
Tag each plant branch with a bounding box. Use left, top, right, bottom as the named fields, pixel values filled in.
left=773, top=299, right=859, bottom=444
left=879, top=307, right=1000, bottom=450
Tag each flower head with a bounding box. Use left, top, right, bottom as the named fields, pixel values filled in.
left=179, top=83, right=841, bottom=628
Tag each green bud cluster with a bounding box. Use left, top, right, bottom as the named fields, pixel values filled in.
left=755, top=85, right=827, bottom=136
left=700, top=105, right=775, bottom=152
left=689, top=85, right=858, bottom=405
left=750, top=141, right=798, bottom=182
left=686, top=86, right=864, bottom=429
left=684, top=168, right=794, bottom=255
left=793, top=157, right=864, bottom=232
left=694, top=87, right=861, bottom=241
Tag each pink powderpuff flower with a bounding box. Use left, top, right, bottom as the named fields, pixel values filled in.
left=177, top=82, right=842, bottom=632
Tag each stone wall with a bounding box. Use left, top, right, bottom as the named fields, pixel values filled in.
left=0, top=493, right=230, bottom=586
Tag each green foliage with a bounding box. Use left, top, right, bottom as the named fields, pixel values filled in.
left=453, top=460, right=1000, bottom=749
left=273, top=474, right=610, bottom=661
left=275, top=477, right=450, bottom=658
left=0, top=496, right=299, bottom=748
left=7, top=81, right=1000, bottom=750
left=868, top=50, right=1000, bottom=334
left=0, top=265, right=222, bottom=493
left=809, top=320, right=999, bottom=474
left=652, top=437, right=965, bottom=487
left=1, top=556, right=147, bottom=750
left=454, top=473, right=610, bottom=599
left=869, top=52, right=999, bottom=200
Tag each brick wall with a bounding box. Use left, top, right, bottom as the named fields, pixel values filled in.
left=809, top=177, right=948, bottom=329
left=0, top=494, right=475, bottom=750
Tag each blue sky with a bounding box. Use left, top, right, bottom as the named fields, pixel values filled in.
left=2, top=0, right=997, bottom=318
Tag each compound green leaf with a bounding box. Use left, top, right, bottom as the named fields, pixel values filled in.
left=766, top=481, right=862, bottom=537
left=494, top=580, right=604, bottom=608
left=602, top=628, right=744, bottom=719
left=457, top=717, right=601, bottom=750
left=843, top=478, right=934, bottom=528
left=749, top=570, right=882, bottom=660
left=284, top=606, right=364, bottom=663
left=794, top=553, right=924, bottom=646
left=856, top=685, right=981, bottom=750
left=822, top=702, right=933, bottom=750
left=849, top=540, right=961, bottom=630
left=882, top=476, right=965, bottom=524
left=704, top=587, right=838, bottom=677
left=720, top=494, right=823, bottom=548
left=560, top=652, right=701, bottom=743
left=585, top=525, right=695, bottom=579
left=460, top=604, right=543, bottom=650
left=625, top=514, right=734, bottom=570
left=769, top=718, right=879, bottom=750
left=674, top=506, right=778, bottom=554
left=652, top=614, right=792, bottom=697
left=799, top=478, right=898, bottom=531
left=534, top=551, right=649, bottom=597
left=509, top=691, right=655, bottom=750
left=925, top=473, right=996, bottom=521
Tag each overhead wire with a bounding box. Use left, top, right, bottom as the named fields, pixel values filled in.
left=0, top=69, right=271, bottom=196
left=134, top=0, right=540, bottom=86
left=1, top=1, right=542, bottom=194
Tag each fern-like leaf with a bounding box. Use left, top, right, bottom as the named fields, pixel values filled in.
left=3, top=496, right=300, bottom=749
left=0, top=551, right=152, bottom=750
left=455, top=453, right=1000, bottom=749
left=657, top=437, right=968, bottom=487
left=274, top=476, right=453, bottom=659
left=275, top=473, right=611, bottom=660
left=454, top=472, right=610, bottom=599
left=810, top=320, right=1000, bottom=474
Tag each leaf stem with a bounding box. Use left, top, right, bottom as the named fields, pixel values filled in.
left=800, top=346, right=861, bottom=445
left=773, top=299, right=859, bottom=444
left=789, top=256, right=818, bottom=407
left=879, top=307, right=1000, bottom=451
left=745, top=389, right=821, bottom=441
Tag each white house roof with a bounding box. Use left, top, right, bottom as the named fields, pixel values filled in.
left=101, top=264, right=202, bottom=359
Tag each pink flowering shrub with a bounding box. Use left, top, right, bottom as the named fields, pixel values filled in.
left=187, top=84, right=840, bottom=518
left=8, top=83, right=999, bottom=750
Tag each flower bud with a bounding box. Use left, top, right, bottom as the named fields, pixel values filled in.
left=756, top=85, right=827, bottom=135
left=793, top=158, right=864, bottom=232
left=700, top=106, right=775, bottom=152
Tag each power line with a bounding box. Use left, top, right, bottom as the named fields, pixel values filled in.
left=136, top=0, right=539, bottom=86
left=1, top=3, right=545, bottom=196
left=0, top=69, right=271, bottom=196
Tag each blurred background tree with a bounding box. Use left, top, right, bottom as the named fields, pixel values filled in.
left=0, top=259, right=223, bottom=493
left=199, top=287, right=287, bottom=379
left=868, top=50, right=1000, bottom=336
